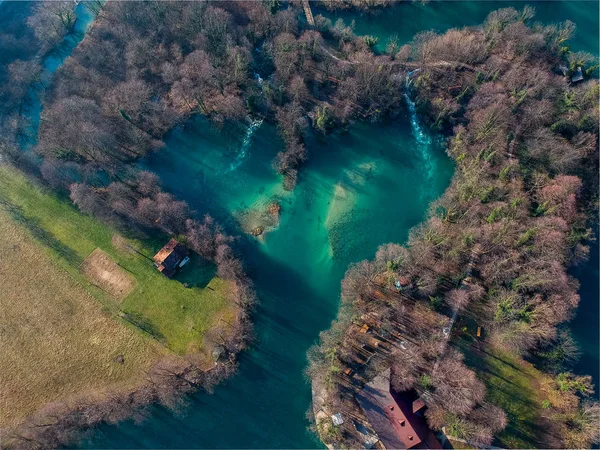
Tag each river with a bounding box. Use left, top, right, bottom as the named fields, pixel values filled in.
left=4, top=0, right=597, bottom=447
left=82, top=3, right=598, bottom=447
left=80, top=106, right=453, bottom=447
left=19, top=1, right=97, bottom=148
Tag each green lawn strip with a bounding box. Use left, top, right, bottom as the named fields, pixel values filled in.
left=121, top=276, right=230, bottom=354
left=455, top=333, right=546, bottom=449
left=0, top=166, right=231, bottom=354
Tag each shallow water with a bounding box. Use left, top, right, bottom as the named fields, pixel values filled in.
left=81, top=3, right=598, bottom=449
left=82, top=98, right=453, bottom=448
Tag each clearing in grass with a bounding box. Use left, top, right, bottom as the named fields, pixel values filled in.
left=80, top=248, right=136, bottom=301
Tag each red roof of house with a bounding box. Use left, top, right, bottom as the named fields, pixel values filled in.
left=154, top=238, right=180, bottom=264
left=356, top=369, right=442, bottom=449
left=398, top=276, right=411, bottom=287
left=153, top=238, right=189, bottom=278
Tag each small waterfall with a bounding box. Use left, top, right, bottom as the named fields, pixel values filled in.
left=253, top=71, right=264, bottom=86
left=223, top=71, right=265, bottom=173
left=226, top=118, right=263, bottom=172
left=404, top=70, right=436, bottom=188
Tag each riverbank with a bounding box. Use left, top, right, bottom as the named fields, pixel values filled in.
left=316, top=0, right=599, bottom=57
left=0, top=165, right=251, bottom=448
left=309, top=8, right=599, bottom=448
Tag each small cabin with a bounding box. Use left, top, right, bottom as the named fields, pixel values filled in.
left=153, top=238, right=190, bottom=278
left=395, top=276, right=411, bottom=291
left=571, top=66, right=584, bottom=83
left=558, top=65, right=569, bottom=76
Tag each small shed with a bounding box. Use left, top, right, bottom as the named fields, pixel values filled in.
left=331, top=413, right=344, bottom=427
left=395, top=276, right=411, bottom=290
left=153, top=238, right=190, bottom=278
left=571, top=66, right=584, bottom=83
left=558, top=65, right=569, bottom=76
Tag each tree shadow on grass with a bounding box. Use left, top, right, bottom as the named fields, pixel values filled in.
left=453, top=336, right=547, bottom=448
left=0, top=197, right=81, bottom=266
left=477, top=346, right=525, bottom=373
left=173, top=253, right=216, bottom=289
left=120, top=310, right=166, bottom=344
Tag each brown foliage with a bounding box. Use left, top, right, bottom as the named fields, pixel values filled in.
left=431, top=350, right=486, bottom=416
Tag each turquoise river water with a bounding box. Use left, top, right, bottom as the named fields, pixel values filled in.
left=1, top=0, right=596, bottom=448
left=82, top=3, right=598, bottom=447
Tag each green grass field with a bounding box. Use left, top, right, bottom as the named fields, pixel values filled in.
left=0, top=165, right=234, bottom=354
left=0, top=206, right=163, bottom=429
left=456, top=333, right=547, bottom=449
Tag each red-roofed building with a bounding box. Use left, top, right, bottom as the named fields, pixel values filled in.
left=153, top=238, right=190, bottom=278
left=356, top=369, right=442, bottom=449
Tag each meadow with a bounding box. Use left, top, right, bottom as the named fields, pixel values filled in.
left=0, top=206, right=162, bottom=429
left=0, top=165, right=235, bottom=428
left=456, top=332, right=549, bottom=449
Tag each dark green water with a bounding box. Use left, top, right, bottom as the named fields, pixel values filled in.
left=571, top=236, right=600, bottom=397
left=9, top=1, right=594, bottom=447
left=83, top=109, right=453, bottom=448
left=318, top=0, right=599, bottom=55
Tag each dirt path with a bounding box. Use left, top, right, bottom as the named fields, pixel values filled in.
left=319, top=43, right=476, bottom=71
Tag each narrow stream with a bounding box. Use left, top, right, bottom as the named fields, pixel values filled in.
left=20, top=1, right=97, bottom=148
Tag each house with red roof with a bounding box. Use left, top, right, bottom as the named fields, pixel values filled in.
left=153, top=238, right=190, bottom=278
left=355, top=368, right=442, bottom=449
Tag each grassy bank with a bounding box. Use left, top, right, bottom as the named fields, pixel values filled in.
left=0, top=165, right=235, bottom=355
left=0, top=205, right=163, bottom=429
left=457, top=334, right=548, bottom=449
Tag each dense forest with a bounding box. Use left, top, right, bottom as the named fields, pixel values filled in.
left=308, top=7, right=599, bottom=449
left=4, top=1, right=409, bottom=190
